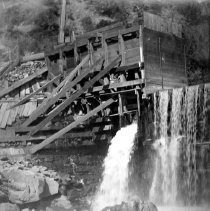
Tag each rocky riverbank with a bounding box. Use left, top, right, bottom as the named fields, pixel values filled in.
left=0, top=150, right=90, bottom=211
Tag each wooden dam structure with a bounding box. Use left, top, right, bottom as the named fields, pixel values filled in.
left=0, top=12, right=189, bottom=154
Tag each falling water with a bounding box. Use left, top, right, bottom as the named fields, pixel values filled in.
left=92, top=123, right=137, bottom=211
left=150, top=85, right=209, bottom=207
left=150, top=90, right=182, bottom=205
left=185, top=86, right=199, bottom=204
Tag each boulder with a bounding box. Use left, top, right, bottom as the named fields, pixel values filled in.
left=0, top=203, right=20, bottom=211
left=1, top=168, right=59, bottom=204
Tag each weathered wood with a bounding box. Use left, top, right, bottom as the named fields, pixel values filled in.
left=0, top=103, right=10, bottom=128
left=58, top=0, right=66, bottom=43
left=21, top=52, right=45, bottom=63
left=30, top=56, right=120, bottom=136
left=0, top=136, right=47, bottom=143
left=118, top=93, right=123, bottom=128
left=29, top=98, right=115, bottom=154
left=0, top=68, right=48, bottom=99
left=22, top=55, right=90, bottom=127
left=0, top=103, right=8, bottom=126
left=9, top=75, right=61, bottom=110
left=52, top=54, right=90, bottom=95
left=102, top=36, right=108, bottom=66
left=118, top=34, right=125, bottom=65
left=89, top=79, right=143, bottom=93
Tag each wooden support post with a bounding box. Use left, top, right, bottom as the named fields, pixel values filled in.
left=139, top=25, right=145, bottom=81
left=118, top=34, right=125, bottom=65
left=58, top=0, right=66, bottom=44
left=29, top=56, right=121, bottom=136
left=58, top=0, right=66, bottom=74
left=118, top=93, right=124, bottom=128
left=102, top=36, right=108, bottom=67
left=29, top=98, right=115, bottom=154
left=136, top=89, right=141, bottom=117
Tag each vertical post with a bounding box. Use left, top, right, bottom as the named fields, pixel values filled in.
left=118, top=34, right=125, bottom=65
left=118, top=93, right=123, bottom=128
left=136, top=89, right=141, bottom=117
left=58, top=0, right=66, bottom=74
left=88, top=40, right=94, bottom=71
left=158, top=37, right=163, bottom=89
left=139, top=25, right=145, bottom=81
left=58, top=0, right=66, bottom=44
left=102, top=36, right=108, bottom=67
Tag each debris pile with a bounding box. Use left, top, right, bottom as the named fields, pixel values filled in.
left=4, top=61, right=46, bottom=84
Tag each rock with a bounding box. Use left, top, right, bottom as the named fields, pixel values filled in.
left=50, top=195, right=73, bottom=211
left=45, top=177, right=59, bottom=195
left=1, top=168, right=59, bottom=204
left=0, top=203, right=20, bottom=211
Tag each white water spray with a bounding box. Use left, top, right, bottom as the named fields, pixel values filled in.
left=92, top=123, right=137, bottom=211
left=150, top=89, right=183, bottom=205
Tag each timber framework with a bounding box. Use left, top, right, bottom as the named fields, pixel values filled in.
left=0, top=12, right=188, bottom=154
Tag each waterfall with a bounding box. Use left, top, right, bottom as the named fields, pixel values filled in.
left=150, top=90, right=182, bottom=205
left=149, top=85, right=208, bottom=206
left=92, top=123, right=137, bottom=211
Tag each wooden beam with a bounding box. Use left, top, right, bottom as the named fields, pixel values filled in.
left=0, top=136, right=47, bottom=143
left=22, top=55, right=90, bottom=127
left=30, top=56, right=120, bottom=136
left=0, top=68, right=48, bottom=99
left=89, top=79, right=143, bottom=93
left=29, top=98, right=115, bottom=154
left=22, top=52, right=45, bottom=63
left=9, top=75, right=61, bottom=110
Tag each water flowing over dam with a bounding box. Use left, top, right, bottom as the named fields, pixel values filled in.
left=92, top=123, right=137, bottom=211
left=150, top=85, right=209, bottom=207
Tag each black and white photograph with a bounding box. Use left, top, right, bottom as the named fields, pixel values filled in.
left=0, top=0, right=209, bottom=210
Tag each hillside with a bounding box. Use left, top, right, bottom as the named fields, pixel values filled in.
left=0, top=0, right=209, bottom=69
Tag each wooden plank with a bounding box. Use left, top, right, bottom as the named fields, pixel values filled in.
left=0, top=135, right=47, bottom=143
left=0, top=103, right=8, bottom=125
left=9, top=75, right=61, bottom=110
left=22, top=102, right=31, bottom=117
left=22, top=52, right=45, bottom=63
left=7, top=103, right=14, bottom=126
left=0, top=68, right=48, bottom=99
left=19, top=104, right=26, bottom=117
left=25, top=83, right=30, bottom=95
left=27, top=101, right=37, bottom=116
left=0, top=103, right=11, bottom=128
left=29, top=98, right=115, bottom=154
left=21, top=55, right=94, bottom=127
left=29, top=56, right=121, bottom=136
